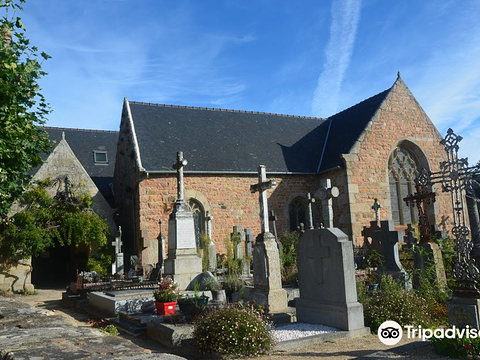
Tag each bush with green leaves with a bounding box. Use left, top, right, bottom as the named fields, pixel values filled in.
left=432, top=335, right=480, bottom=359
left=362, top=275, right=446, bottom=332
left=279, top=231, right=299, bottom=285
left=193, top=304, right=274, bottom=357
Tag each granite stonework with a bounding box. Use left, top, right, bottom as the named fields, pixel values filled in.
left=252, top=232, right=288, bottom=312
left=448, top=297, right=480, bottom=329
left=296, top=228, right=366, bottom=331
left=414, top=242, right=447, bottom=291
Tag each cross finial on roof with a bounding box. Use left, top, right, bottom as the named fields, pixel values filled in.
left=397, top=71, right=402, bottom=79
left=62, top=131, right=65, bottom=140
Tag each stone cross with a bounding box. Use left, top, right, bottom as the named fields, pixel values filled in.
left=315, top=179, right=339, bottom=228
left=205, top=211, right=213, bottom=239
left=371, top=198, right=382, bottom=224
left=269, top=210, right=280, bottom=248
left=245, top=228, right=253, bottom=258
left=157, top=220, right=165, bottom=268
left=403, top=182, right=436, bottom=244
left=307, top=192, right=316, bottom=230
left=250, top=165, right=276, bottom=234
left=172, top=151, right=188, bottom=202
left=306, top=239, right=330, bottom=283
left=112, top=226, right=122, bottom=254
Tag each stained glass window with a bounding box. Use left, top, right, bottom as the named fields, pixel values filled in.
left=388, top=147, right=419, bottom=225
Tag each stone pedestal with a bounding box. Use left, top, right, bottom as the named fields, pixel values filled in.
left=448, top=297, right=480, bottom=329
left=414, top=242, right=447, bottom=291
left=163, top=202, right=202, bottom=290
left=296, top=228, right=365, bottom=331
left=252, top=232, right=287, bottom=312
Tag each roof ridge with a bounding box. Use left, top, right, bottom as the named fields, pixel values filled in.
left=128, top=100, right=325, bottom=121
left=43, top=126, right=119, bottom=134
left=327, top=87, right=391, bottom=119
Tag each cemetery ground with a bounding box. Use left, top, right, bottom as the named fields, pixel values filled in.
left=1, top=289, right=448, bottom=360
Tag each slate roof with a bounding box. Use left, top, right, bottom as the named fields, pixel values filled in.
left=128, top=86, right=391, bottom=174
left=39, top=127, right=118, bottom=205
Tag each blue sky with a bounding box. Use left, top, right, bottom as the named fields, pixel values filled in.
left=20, top=0, right=480, bottom=164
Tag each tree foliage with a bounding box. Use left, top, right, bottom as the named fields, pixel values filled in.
left=0, top=0, right=52, bottom=219
left=0, top=179, right=111, bottom=266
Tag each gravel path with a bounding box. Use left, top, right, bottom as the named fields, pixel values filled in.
left=273, top=323, right=338, bottom=342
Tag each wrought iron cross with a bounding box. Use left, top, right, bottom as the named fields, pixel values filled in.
left=403, top=180, right=436, bottom=244
left=172, top=151, right=188, bottom=201
left=420, top=128, right=480, bottom=297
left=250, top=165, right=276, bottom=234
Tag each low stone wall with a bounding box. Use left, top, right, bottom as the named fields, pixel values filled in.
left=0, top=260, right=34, bottom=293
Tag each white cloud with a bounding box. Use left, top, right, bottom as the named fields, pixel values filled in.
left=311, top=0, right=362, bottom=117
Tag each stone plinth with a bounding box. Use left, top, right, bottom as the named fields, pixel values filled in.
left=296, top=228, right=365, bottom=331
left=163, top=202, right=202, bottom=290
left=414, top=242, right=447, bottom=291
left=448, top=297, right=480, bottom=329
left=252, top=232, right=287, bottom=312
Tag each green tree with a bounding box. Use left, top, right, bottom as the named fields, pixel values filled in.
left=0, top=0, right=52, bottom=220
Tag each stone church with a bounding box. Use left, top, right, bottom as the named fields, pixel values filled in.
left=0, top=74, right=455, bottom=291
left=113, top=74, right=451, bottom=269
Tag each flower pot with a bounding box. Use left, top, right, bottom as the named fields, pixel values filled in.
left=196, top=296, right=209, bottom=306
left=211, top=289, right=226, bottom=303
left=155, top=301, right=177, bottom=316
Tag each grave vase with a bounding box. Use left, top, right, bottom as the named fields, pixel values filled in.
left=155, top=301, right=177, bottom=316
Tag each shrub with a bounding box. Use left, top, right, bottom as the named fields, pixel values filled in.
left=200, top=233, right=210, bottom=272
left=432, top=336, right=480, bottom=358
left=362, top=275, right=445, bottom=331
left=279, top=231, right=299, bottom=285
left=222, top=274, right=244, bottom=294
left=193, top=304, right=274, bottom=357
left=101, top=324, right=119, bottom=336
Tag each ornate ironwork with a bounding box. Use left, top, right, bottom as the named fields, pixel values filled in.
left=420, top=128, right=480, bottom=297
left=403, top=181, right=436, bottom=245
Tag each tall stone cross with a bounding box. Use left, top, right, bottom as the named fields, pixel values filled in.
left=205, top=211, right=213, bottom=239
left=112, top=226, right=122, bottom=254
left=307, top=192, right=316, bottom=230
left=371, top=198, right=382, bottom=224
left=315, top=179, right=339, bottom=228
left=403, top=181, right=436, bottom=244
left=172, top=151, right=188, bottom=202
left=250, top=165, right=276, bottom=234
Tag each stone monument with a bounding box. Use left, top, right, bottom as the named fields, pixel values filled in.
left=205, top=211, right=217, bottom=272
left=163, top=151, right=202, bottom=290
left=250, top=165, right=287, bottom=312
left=315, top=179, right=339, bottom=228
left=111, top=226, right=124, bottom=276
left=296, top=228, right=366, bottom=331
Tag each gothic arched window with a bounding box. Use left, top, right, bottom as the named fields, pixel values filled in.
left=289, top=197, right=307, bottom=231
left=188, top=198, right=205, bottom=248
left=388, top=147, right=419, bottom=225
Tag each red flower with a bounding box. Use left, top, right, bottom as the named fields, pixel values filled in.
left=465, top=343, right=473, bottom=351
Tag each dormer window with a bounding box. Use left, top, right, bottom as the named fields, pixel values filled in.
left=94, top=151, right=108, bottom=164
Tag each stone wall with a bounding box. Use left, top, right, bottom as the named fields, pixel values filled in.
left=342, top=77, right=451, bottom=243
left=0, top=260, right=34, bottom=293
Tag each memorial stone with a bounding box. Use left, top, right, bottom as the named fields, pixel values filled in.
left=163, top=151, right=202, bottom=289
left=111, top=226, right=124, bottom=276
left=250, top=165, right=287, bottom=312
left=205, top=211, right=217, bottom=272
left=296, top=228, right=366, bottom=331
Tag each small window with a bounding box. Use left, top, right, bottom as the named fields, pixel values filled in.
left=94, top=151, right=108, bottom=164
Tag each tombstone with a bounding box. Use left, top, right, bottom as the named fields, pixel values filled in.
left=111, top=226, right=124, bottom=276
left=250, top=165, right=287, bottom=312
left=163, top=151, right=202, bottom=290
left=269, top=210, right=281, bottom=250
left=296, top=228, right=366, bottom=331
left=127, top=255, right=141, bottom=278
left=373, top=220, right=412, bottom=289
left=150, top=220, right=166, bottom=282
left=362, top=221, right=381, bottom=253
left=245, top=228, right=253, bottom=259
left=205, top=211, right=217, bottom=272
left=231, top=226, right=245, bottom=260
left=371, top=198, right=382, bottom=225
left=403, top=224, right=418, bottom=249
left=315, top=179, right=339, bottom=228
left=307, top=192, right=315, bottom=230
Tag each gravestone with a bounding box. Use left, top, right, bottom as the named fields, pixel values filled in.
left=296, top=228, right=366, bottom=331
left=403, top=224, right=417, bottom=249
left=315, top=179, right=339, bottom=228
left=250, top=165, right=287, bottom=312
left=205, top=211, right=217, bottom=272
left=245, top=228, right=253, bottom=265
left=371, top=198, right=382, bottom=225
left=111, top=226, right=124, bottom=276
left=150, top=220, right=165, bottom=282
left=163, top=151, right=202, bottom=289
left=373, top=220, right=412, bottom=289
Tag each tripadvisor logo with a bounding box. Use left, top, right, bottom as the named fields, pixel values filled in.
left=378, top=321, right=403, bottom=346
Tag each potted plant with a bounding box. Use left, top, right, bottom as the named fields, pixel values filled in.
left=204, top=276, right=226, bottom=303
left=153, top=277, right=179, bottom=316
left=222, top=274, right=244, bottom=303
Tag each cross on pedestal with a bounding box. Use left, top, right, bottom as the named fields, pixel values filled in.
left=404, top=182, right=436, bottom=244
left=307, top=192, right=316, bottom=230
left=250, top=165, right=276, bottom=234
left=112, top=226, right=123, bottom=254
left=315, top=179, right=339, bottom=228
left=205, top=211, right=213, bottom=239
left=172, top=151, right=188, bottom=202
left=371, top=198, right=382, bottom=224
left=306, top=238, right=330, bottom=283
